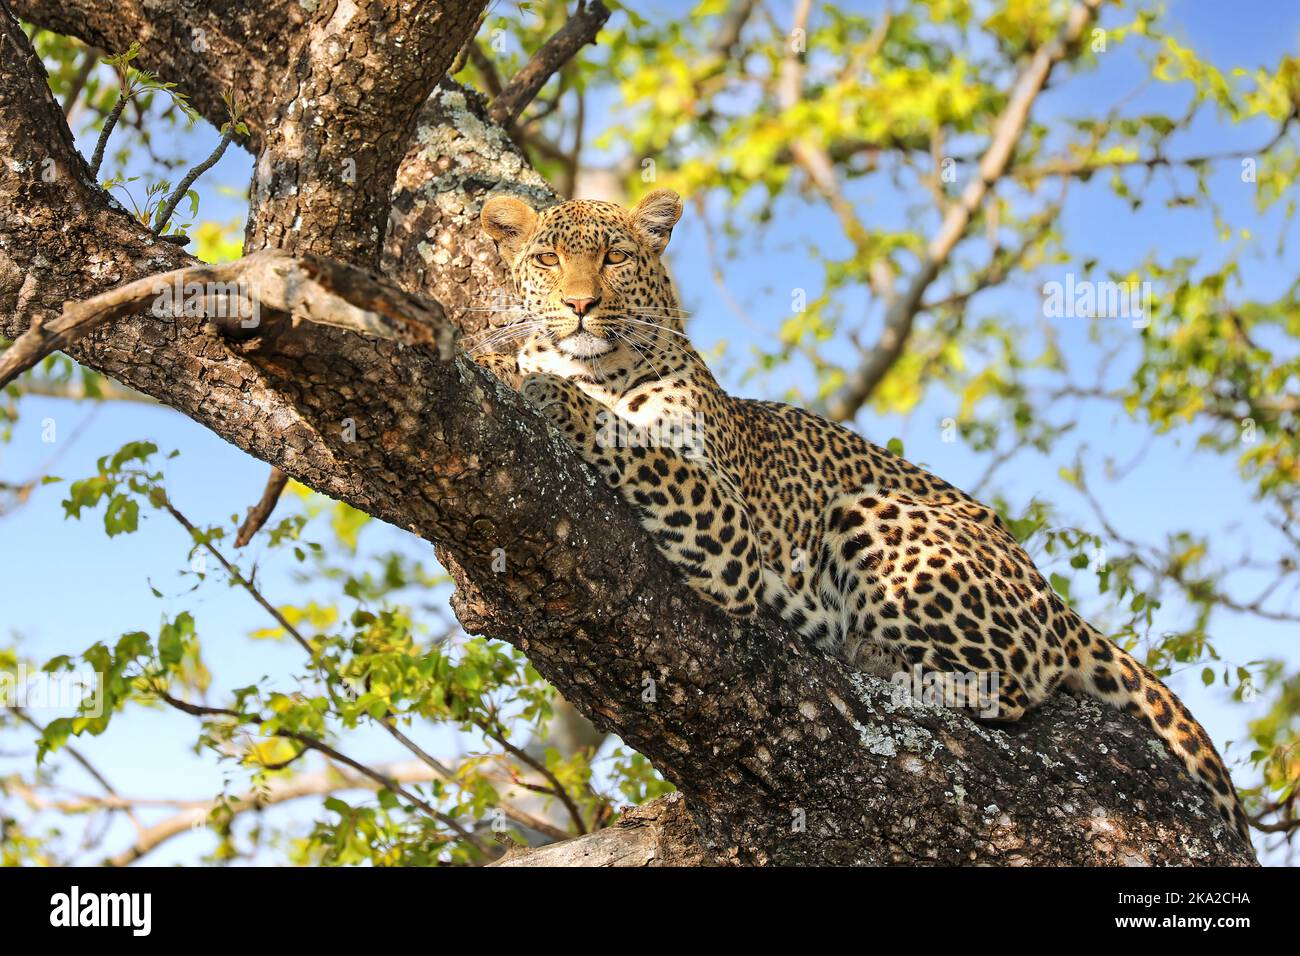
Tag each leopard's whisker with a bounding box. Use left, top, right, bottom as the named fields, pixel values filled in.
left=463, top=324, right=540, bottom=347
left=617, top=322, right=692, bottom=358
left=620, top=313, right=690, bottom=325
left=617, top=325, right=685, bottom=376
left=622, top=313, right=692, bottom=325
left=613, top=330, right=666, bottom=386
left=465, top=322, right=545, bottom=354
left=462, top=321, right=543, bottom=343
left=619, top=317, right=693, bottom=340
left=467, top=331, right=539, bottom=355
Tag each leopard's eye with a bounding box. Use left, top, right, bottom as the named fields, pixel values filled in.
left=604, top=249, right=629, bottom=265
left=534, top=252, right=560, bottom=267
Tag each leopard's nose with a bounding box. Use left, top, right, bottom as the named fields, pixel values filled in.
left=564, top=295, right=601, bottom=316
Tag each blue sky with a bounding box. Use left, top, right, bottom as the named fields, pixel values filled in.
left=2, top=1, right=1297, bottom=864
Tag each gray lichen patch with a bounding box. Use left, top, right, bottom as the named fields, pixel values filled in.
left=855, top=721, right=898, bottom=757
left=413, top=87, right=551, bottom=201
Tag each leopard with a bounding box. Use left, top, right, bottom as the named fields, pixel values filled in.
left=477, top=188, right=1252, bottom=846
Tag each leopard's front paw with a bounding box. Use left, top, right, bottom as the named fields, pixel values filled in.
left=521, top=372, right=569, bottom=415
left=522, top=373, right=589, bottom=437
left=474, top=351, right=522, bottom=390
left=521, top=372, right=562, bottom=403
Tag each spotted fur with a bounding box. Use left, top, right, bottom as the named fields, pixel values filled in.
left=478, top=190, right=1251, bottom=844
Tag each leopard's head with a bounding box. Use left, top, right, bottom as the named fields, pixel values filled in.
left=480, top=190, right=683, bottom=359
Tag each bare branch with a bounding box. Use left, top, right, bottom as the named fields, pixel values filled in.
left=152, top=690, right=492, bottom=855
left=493, top=792, right=708, bottom=867
left=87, top=93, right=124, bottom=177
left=167, top=493, right=577, bottom=844
left=233, top=467, right=290, bottom=548
left=102, top=761, right=444, bottom=867
left=475, top=716, right=587, bottom=835
left=776, top=0, right=877, bottom=262
left=376, top=718, right=573, bottom=842
left=152, top=123, right=235, bottom=235
left=1018, top=108, right=1297, bottom=182
left=487, top=1, right=610, bottom=128
left=9, top=376, right=155, bottom=403
left=60, top=43, right=99, bottom=119
left=467, top=40, right=504, bottom=98
left=14, top=755, right=576, bottom=865
left=10, top=706, right=143, bottom=832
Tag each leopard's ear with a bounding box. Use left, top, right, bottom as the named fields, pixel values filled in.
left=631, top=189, right=682, bottom=255
left=481, top=195, right=538, bottom=262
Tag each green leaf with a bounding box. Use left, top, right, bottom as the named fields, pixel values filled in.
left=103, top=494, right=139, bottom=536
left=62, top=475, right=108, bottom=520
left=38, top=717, right=75, bottom=762
left=109, top=440, right=158, bottom=471
left=158, top=611, right=195, bottom=668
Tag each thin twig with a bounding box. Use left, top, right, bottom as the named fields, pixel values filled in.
left=11, top=705, right=143, bottom=832
left=467, top=40, right=503, bottom=98
left=88, top=94, right=126, bottom=177
left=153, top=690, right=492, bottom=854
left=169, top=498, right=576, bottom=843
left=379, top=718, right=572, bottom=841
left=475, top=716, right=587, bottom=834
left=161, top=499, right=316, bottom=659
left=153, top=125, right=235, bottom=235
left=233, top=466, right=290, bottom=547
left=61, top=46, right=100, bottom=121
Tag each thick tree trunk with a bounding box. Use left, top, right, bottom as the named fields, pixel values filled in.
left=0, top=1, right=1255, bottom=865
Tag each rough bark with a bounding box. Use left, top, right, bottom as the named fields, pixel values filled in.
left=241, top=0, right=486, bottom=265
left=0, top=2, right=1256, bottom=865
left=11, top=0, right=287, bottom=148
left=492, top=793, right=709, bottom=867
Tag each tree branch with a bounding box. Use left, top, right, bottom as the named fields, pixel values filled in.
left=822, top=0, right=1103, bottom=421
left=492, top=792, right=708, bottom=867
left=233, top=466, right=290, bottom=547
left=101, top=761, right=449, bottom=867
left=0, top=250, right=456, bottom=389
left=152, top=690, right=493, bottom=854
left=487, top=1, right=610, bottom=128
left=11, top=0, right=284, bottom=149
